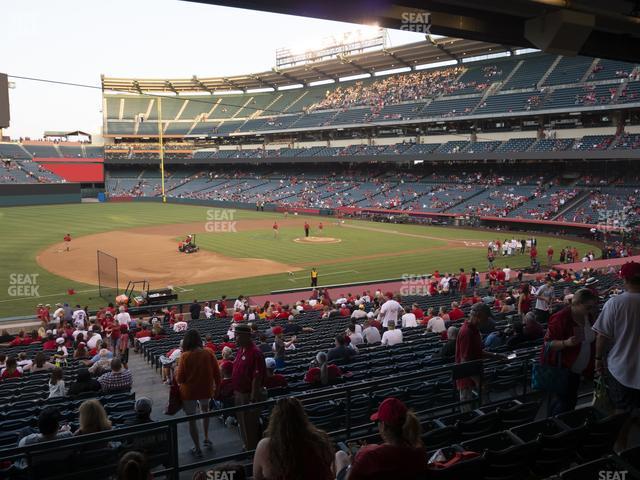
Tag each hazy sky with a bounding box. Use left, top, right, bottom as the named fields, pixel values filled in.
left=1, top=0, right=424, bottom=139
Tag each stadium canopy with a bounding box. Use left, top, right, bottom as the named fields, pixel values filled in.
left=185, top=0, right=640, bottom=62
left=101, top=37, right=508, bottom=94
left=44, top=130, right=92, bottom=141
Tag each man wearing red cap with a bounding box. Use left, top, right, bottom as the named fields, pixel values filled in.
left=334, top=397, right=428, bottom=479
left=593, top=261, right=640, bottom=450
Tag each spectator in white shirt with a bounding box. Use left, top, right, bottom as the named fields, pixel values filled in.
left=204, top=302, right=213, bottom=319
left=401, top=311, right=417, bottom=328
left=116, top=306, right=132, bottom=327
left=362, top=319, right=381, bottom=344
left=48, top=367, right=65, bottom=398
left=17, top=353, right=32, bottom=371
left=426, top=315, right=446, bottom=333
left=593, top=261, right=640, bottom=450
left=502, top=266, right=512, bottom=282
left=72, top=306, right=87, bottom=329
left=234, top=296, right=246, bottom=312
left=173, top=319, right=189, bottom=333
left=381, top=321, right=403, bottom=347
left=378, top=294, right=403, bottom=328
left=351, top=304, right=368, bottom=320
left=347, top=325, right=364, bottom=346
left=86, top=331, right=102, bottom=350
left=534, top=278, right=554, bottom=322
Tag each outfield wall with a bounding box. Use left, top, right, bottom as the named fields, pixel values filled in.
left=0, top=183, right=81, bottom=206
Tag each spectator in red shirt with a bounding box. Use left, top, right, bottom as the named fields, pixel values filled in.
left=530, top=246, right=538, bottom=264
left=9, top=331, right=27, bottom=347
left=264, top=357, right=288, bottom=389
left=335, top=397, right=428, bottom=480
left=214, top=361, right=234, bottom=406
left=304, top=352, right=342, bottom=386
left=411, top=304, right=424, bottom=321
left=456, top=303, right=508, bottom=411
left=0, top=357, right=22, bottom=380
left=547, top=246, right=554, bottom=266
left=459, top=268, right=468, bottom=293
left=219, top=335, right=236, bottom=350
left=204, top=334, right=216, bottom=352
left=42, top=333, right=57, bottom=350
left=496, top=269, right=506, bottom=284
left=232, top=323, right=267, bottom=451
left=448, top=302, right=465, bottom=322
left=543, top=288, right=598, bottom=415
left=232, top=309, right=245, bottom=322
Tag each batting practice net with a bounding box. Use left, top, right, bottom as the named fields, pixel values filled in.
left=97, top=250, right=119, bottom=301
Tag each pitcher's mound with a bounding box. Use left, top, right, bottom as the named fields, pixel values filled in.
left=294, top=236, right=342, bottom=244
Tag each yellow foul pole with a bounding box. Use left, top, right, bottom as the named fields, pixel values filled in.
left=158, top=97, right=166, bottom=203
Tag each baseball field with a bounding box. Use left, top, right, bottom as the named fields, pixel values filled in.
left=0, top=202, right=599, bottom=318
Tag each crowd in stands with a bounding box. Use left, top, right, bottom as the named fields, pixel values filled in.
left=308, top=66, right=465, bottom=113
left=2, top=255, right=639, bottom=478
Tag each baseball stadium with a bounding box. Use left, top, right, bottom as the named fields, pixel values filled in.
left=1, top=1, right=640, bottom=479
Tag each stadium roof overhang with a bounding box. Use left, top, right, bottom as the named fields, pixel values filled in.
left=101, top=38, right=509, bottom=94
left=184, top=0, right=640, bottom=63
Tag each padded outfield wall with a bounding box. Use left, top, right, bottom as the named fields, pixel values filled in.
left=0, top=184, right=81, bottom=206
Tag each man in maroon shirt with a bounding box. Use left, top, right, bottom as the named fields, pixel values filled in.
left=448, top=302, right=465, bottom=322
left=547, top=246, right=554, bottom=266
left=232, top=323, right=266, bottom=450
left=456, top=303, right=507, bottom=411
left=459, top=268, right=468, bottom=293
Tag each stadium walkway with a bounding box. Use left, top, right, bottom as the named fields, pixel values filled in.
left=250, top=254, right=640, bottom=307
left=128, top=351, right=244, bottom=478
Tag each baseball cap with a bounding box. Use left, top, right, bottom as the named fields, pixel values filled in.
left=56, top=337, right=65, bottom=345
left=265, top=357, right=277, bottom=369
left=135, top=397, right=153, bottom=414
left=272, top=326, right=283, bottom=335
left=585, top=277, right=599, bottom=286
left=235, top=324, right=252, bottom=335
left=620, top=262, right=640, bottom=281
left=370, top=397, right=407, bottom=426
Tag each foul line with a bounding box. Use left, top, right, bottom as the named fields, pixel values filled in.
left=341, top=223, right=483, bottom=246
left=288, top=270, right=359, bottom=282
left=0, top=288, right=101, bottom=304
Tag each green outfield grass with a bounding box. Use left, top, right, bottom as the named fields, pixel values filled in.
left=0, top=202, right=599, bottom=318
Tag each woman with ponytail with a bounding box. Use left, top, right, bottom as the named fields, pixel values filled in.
left=304, top=351, right=342, bottom=386
left=335, top=397, right=428, bottom=480
left=253, top=397, right=334, bottom=480
left=117, top=451, right=151, bottom=480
